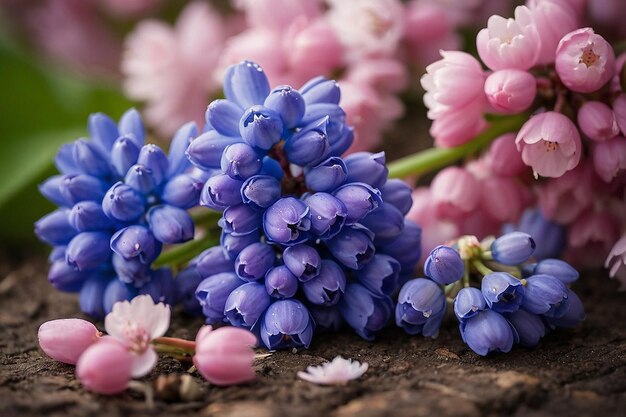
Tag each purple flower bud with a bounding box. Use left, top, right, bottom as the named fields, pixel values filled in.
left=221, top=143, right=262, bottom=180
left=308, top=305, right=342, bottom=332
left=522, top=274, right=569, bottom=317
left=88, top=113, right=118, bottom=151
left=206, top=99, right=244, bottom=137
left=234, top=242, right=275, bottom=281
left=481, top=272, right=525, bottom=313
left=55, top=143, right=80, bottom=175
left=260, top=299, right=314, bottom=349
left=102, top=182, right=145, bottom=222
left=167, top=122, right=197, bottom=178
left=395, top=278, right=446, bottom=337
left=533, top=259, right=579, bottom=285
left=219, top=204, right=262, bottom=236
left=460, top=310, right=516, bottom=356
left=48, top=246, right=66, bottom=262
left=264, top=85, right=305, bottom=128
left=161, top=174, right=203, bottom=209
left=545, top=289, right=585, bottom=328
left=137, top=144, right=168, bottom=186
left=224, top=282, right=271, bottom=328
left=223, top=61, right=270, bottom=109
left=379, top=220, right=422, bottom=271
left=72, top=139, right=111, bottom=178
left=263, top=197, right=311, bottom=245
left=60, top=174, right=109, bottom=205
left=304, top=157, right=347, bottom=192
left=380, top=179, right=413, bottom=215
left=284, top=123, right=330, bottom=166
left=220, top=230, right=260, bottom=260
left=193, top=246, right=234, bottom=278
left=147, top=205, right=194, bottom=244
left=356, top=254, right=400, bottom=296
left=344, top=152, right=388, bottom=189
left=304, top=192, right=347, bottom=239
left=110, top=225, right=161, bottom=264
left=333, top=183, right=383, bottom=225
left=139, top=268, right=176, bottom=306
left=103, top=278, right=138, bottom=314
left=39, top=175, right=69, bottom=207
left=340, top=283, right=393, bottom=341
left=110, top=136, right=140, bottom=178
left=282, top=244, right=321, bottom=282
left=200, top=174, right=244, bottom=210
left=504, top=309, right=545, bottom=347
left=186, top=130, right=242, bottom=171
left=259, top=156, right=284, bottom=180
left=124, top=164, right=155, bottom=194
left=79, top=275, right=109, bottom=318
left=491, top=231, right=536, bottom=265
left=265, top=265, right=298, bottom=299
left=360, top=204, right=404, bottom=243
left=175, top=266, right=204, bottom=315
left=302, top=260, right=346, bottom=306
left=329, top=125, right=354, bottom=156
left=69, top=201, right=113, bottom=232
left=112, top=253, right=151, bottom=287
left=424, top=245, right=464, bottom=285
left=66, top=231, right=112, bottom=271
left=35, top=209, right=76, bottom=246
left=302, top=104, right=345, bottom=141
left=326, top=226, right=375, bottom=270
left=300, top=77, right=341, bottom=105
left=196, top=272, right=245, bottom=323
left=509, top=208, right=565, bottom=260
left=48, top=260, right=88, bottom=292
left=239, top=105, right=283, bottom=150
left=118, top=108, right=145, bottom=148
left=241, top=175, right=281, bottom=210
left=454, top=287, right=486, bottom=321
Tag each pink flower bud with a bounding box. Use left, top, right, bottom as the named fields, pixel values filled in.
left=612, top=94, right=626, bottom=136
left=484, top=69, right=536, bottom=114
left=38, top=319, right=100, bottom=365
left=431, top=167, right=480, bottom=220
left=537, top=162, right=595, bottom=224
left=592, top=136, right=626, bottom=182
left=76, top=338, right=133, bottom=395
left=555, top=28, right=615, bottom=93
left=478, top=176, right=528, bottom=223
left=527, top=0, right=579, bottom=65
left=515, top=112, right=582, bottom=178
left=567, top=209, right=620, bottom=268
left=476, top=6, right=541, bottom=71
left=577, top=101, right=619, bottom=142
left=193, top=326, right=257, bottom=386
left=429, top=100, right=487, bottom=148
left=486, top=133, right=527, bottom=176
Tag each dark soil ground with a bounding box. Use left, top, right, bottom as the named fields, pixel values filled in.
left=1, top=251, right=625, bottom=417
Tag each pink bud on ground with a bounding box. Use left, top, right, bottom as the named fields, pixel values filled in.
left=577, top=101, right=619, bottom=142
left=612, top=94, right=626, bottom=136
left=431, top=167, right=480, bottom=220
left=38, top=318, right=100, bottom=365
left=484, top=69, right=536, bottom=114
left=476, top=6, right=541, bottom=71
left=592, top=136, right=626, bottom=182
left=486, top=133, right=527, bottom=177
left=76, top=338, right=133, bottom=395
left=555, top=28, right=615, bottom=93
left=193, top=326, right=257, bottom=386
left=515, top=112, right=582, bottom=178
left=527, top=0, right=579, bottom=65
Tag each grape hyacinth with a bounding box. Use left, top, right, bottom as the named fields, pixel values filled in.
left=35, top=109, right=202, bottom=317
left=185, top=61, right=421, bottom=349
left=396, top=231, right=585, bottom=356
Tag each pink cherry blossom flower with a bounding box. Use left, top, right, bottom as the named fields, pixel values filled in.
left=577, top=101, right=620, bottom=142
left=429, top=101, right=488, bottom=148
left=76, top=337, right=134, bottom=395
left=484, top=69, right=537, bottom=114
left=592, top=136, right=626, bottom=182
left=234, top=0, right=323, bottom=32
left=431, top=167, right=480, bottom=220
left=104, top=294, right=170, bottom=378
left=606, top=234, right=626, bottom=290
left=567, top=209, right=620, bottom=268
left=122, top=1, right=226, bottom=136
left=555, top=28, right=616, bottom=94
left=515, top=112, right=582, bottom=178
left=193, top=325, right=257, bottom=386
left=612, top=94, right=626, bottom=136
left=527, top=0, right=579, bottom=65
left=297, top=356, right=368, bottom=385
left=38, top=318, right=101, bottom=365
left=476, top=6, right=541, bottom=71
left=485, top=133, right=527, bottom=177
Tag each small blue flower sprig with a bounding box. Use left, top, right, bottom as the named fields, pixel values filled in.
left=395, top=232, right=585, bottom=356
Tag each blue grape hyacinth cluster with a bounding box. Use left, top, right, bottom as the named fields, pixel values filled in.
left=396, top=232, right=585, bottom=356
left=181, top=61, right=422, bottom=349
left=35, top=109, right=202, bottom=317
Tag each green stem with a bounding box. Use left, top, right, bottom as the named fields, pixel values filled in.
left=152, top=233, right=219, bottom=268
left=472, top=259, right=494, bottom=277
left=387, top=114, right=527, bottom=179
left=191, top=209, right=221, bottom=226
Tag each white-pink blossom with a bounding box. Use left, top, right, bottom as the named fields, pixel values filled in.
left=297, top=356, right=368, bottom=385
left=606, top=234, right=626, bottom=290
